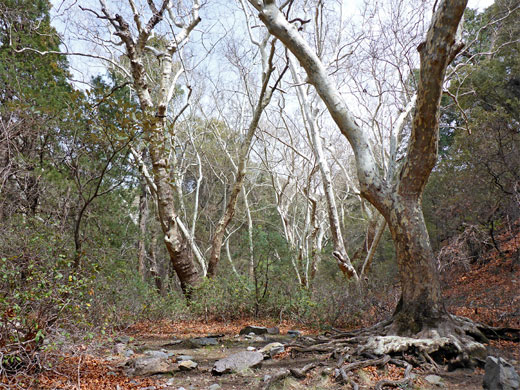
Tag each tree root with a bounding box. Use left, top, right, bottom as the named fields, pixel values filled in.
left=271, top=316, right=519, bottom=389
left=260, top=361, right=322, bottom=390
left=477, top=324, right=520, bottom=342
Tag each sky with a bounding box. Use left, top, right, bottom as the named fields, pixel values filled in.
left=49, top=0, right=497, bottom=87
left=468, top=0, right=495, bottom=8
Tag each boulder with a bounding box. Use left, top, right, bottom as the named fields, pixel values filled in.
left=212, top=351, right=263, bottom=375
left=259, top=342, right=285, bottom=358
left=191, top=337, right=218, bottom=346
left=239, top=326, right=269, bottom=336
left=483, top=356, right=520, bottom=390
left=124, top=356, right=174, bottom=376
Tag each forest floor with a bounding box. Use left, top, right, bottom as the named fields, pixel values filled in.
left=32, top=315, right=519, bottom=390
left=8, top=226, right=520, bottom=389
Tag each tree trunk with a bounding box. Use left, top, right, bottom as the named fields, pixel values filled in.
left=149, top=137, right=201, bottom=295
left=95, top=1, right=202, bottom=298
left=385, top=196, right=445, bottom=335
left=289, top=56, right=358, bottom=280
left=138, top=180, right=149, bottom=280
left=207, top=39, right=278, bottom=277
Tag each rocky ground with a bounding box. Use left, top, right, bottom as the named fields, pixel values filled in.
left=31, top=319, right=519, bottom=390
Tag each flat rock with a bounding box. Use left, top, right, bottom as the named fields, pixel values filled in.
left=208, top=384, right=221, bottom=390
left=124, top=356, right=174, bottom=376
left=212, top=351, right=263, bottom=375
left=483, top=356, right=520, bottom=390
left=161, top=339, right=182, bottom=347
left=181, top=337, right=218, bottom=348
left=239, top=326, right=268, bottom=336
left=192, top=337, right=218, bottom=346
left=245, top=335, right=265, bottom=342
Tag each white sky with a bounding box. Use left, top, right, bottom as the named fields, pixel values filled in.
left=49, top=0, right=497, bottom=87
left=468, top=0, right=495, bottom=8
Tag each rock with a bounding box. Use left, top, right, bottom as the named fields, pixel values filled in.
left=115, top=342, right=134, bottom=357
left=239, top=326, right=268, bottom=336
left=267, top=327, right=280, bottom=335
left=145, top=350, right=169, bottom=359
left=245, top=335, right=265, bottom=342
left=176, top=355, right=194, bottom=362
left=212, top=351, right=263, bottom=375
left=246, top=346, right=256, bottom=351
left=483, top=356, right=520, bottom=390
left=124, top=349, right=135, bottom=358
left=124, top=356, right=174, bottom=376
left=424, top=374, right=444, bottom=386
left=287, top=330, right=302, bottom=337
left=208, top=384, right=221, bottom=390
left=192, top=337, right=218, bottom=346
left=259, top=342, right=285, bottom=358
left=178, top=360, right=198, bottom=371
left=182, top=337, right=218, bottom=348
left=166, top=378, right=175, bottom=386
left=162, top=340, right=182, bottom=347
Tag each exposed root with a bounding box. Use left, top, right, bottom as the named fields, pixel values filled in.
left=260, top=361, right=322, bottom=390
left=271, top=316, right=518, bottom=389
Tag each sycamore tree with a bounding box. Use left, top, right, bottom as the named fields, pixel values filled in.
left=242, top=0, right=497, bottom=362
left=69, top=0, right=205, bottom=294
